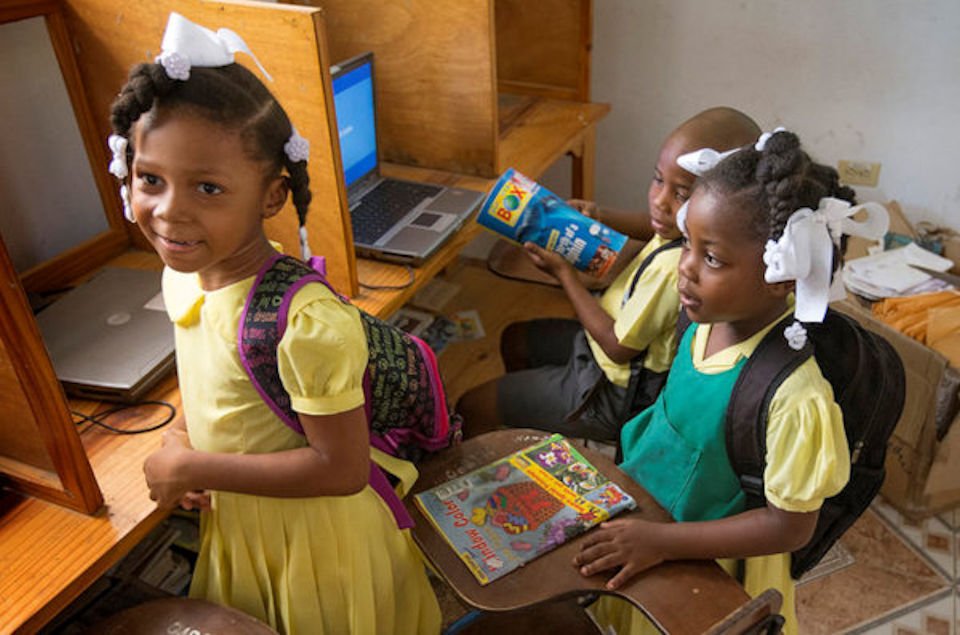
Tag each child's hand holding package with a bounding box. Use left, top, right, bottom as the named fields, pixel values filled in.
left=477, top=169, right=628, bottom=278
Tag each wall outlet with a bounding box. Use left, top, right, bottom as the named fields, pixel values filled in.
left=838, top=160, right=881, bottom=187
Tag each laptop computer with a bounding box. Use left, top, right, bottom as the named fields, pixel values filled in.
left=330, top=52, right=485, bottom=265
left=35, top=267, right=176, bottom=403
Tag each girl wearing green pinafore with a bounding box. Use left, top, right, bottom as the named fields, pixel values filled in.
left=574, top=130, right=865, bottom=635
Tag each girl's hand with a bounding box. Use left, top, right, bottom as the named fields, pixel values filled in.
left=568, top=198, right=600, bottom=221
left=523, top=242, right=574, bottom=280
left=180, top=490, right=211, bottom=511
left=143, top=428, right=195, bottom=509
left=574, top=518, right=665, bottom=590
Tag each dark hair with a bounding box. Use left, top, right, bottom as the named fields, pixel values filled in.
left=109, top=62, right=311, bottom=226
left=698, top=130, right=856, bottom=274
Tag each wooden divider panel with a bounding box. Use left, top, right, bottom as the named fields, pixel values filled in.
left=495, top=0, right=592, bottom=101
left=63, top=0, right=358, bottom=294
left=290, top=0, right=499, bottom=177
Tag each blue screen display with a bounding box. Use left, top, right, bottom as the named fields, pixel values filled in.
left=332, top=60, right=377, bottom=188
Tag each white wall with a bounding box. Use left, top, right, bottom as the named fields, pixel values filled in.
left=546, top=0, right=960, bottom=231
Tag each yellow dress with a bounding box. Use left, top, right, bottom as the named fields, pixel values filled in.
left=586, top=234, right=682, bottom=386
left=163, top=267, right=441, bottom=635
left=592, top=308, right=849, bottom=635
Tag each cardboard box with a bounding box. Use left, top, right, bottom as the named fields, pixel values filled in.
left=835, top=298, right=960, bottom=519
left=839, top=200, right=960, bottom=519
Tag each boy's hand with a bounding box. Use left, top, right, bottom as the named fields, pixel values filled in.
left=523, top=242, right=574, bottom=280
left=573, top=518, right=665, bottom=590
left=143, top=428, right=195, bottom=509
left=567, top=198, right=600, bottom=221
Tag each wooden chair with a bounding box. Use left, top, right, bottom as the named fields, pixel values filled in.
left=408, top=430, right=786, bottom=634
left=90, top=598, right=277, bottom=635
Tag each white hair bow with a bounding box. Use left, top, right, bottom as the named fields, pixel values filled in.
left=763, top=198, right=889, bottom=323
left=675, top=127, right=788, bottom=177
left=156, top=12, right=273, bottom=82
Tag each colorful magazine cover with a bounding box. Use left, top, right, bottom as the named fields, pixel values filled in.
left=414, top=434, right=636, bottom=585
left=476, top=168, right=628, bottom=278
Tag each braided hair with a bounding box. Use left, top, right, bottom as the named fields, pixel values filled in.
left=698, top=131, right=856, bottom=276
left=109, top=62, right=311, bottom=227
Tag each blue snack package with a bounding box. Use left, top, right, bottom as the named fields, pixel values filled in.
left=476, top=168, right=627, bottom=277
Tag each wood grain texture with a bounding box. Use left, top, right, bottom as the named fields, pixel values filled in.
left=495, top=0, right=592, bottom=101
left=0, top=232, right=103, bottom=516
left=62, top=0, right=358, bottom=295
left=290, top=0, right=499, bottom=177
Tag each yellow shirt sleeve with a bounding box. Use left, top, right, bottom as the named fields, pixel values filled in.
left=613, top=249, right=681, bottom=373
left=763, top=357, right=850, bottom=512
left=276, top=285, right=368, bottom=416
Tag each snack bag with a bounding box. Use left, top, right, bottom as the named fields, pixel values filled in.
left=477, top=168, right=627, bottom=278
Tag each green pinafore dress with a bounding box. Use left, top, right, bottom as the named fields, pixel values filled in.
left=619, top=325, right=747, bottom=522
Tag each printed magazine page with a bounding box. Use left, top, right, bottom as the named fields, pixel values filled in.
left=414, top=434, right=636, bottom=585
left=476, top=168, right=628, bottom=278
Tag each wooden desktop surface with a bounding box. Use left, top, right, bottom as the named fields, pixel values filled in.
left=407, top=430, right=752, bottom=635
left=0, top=97, right=608, bottom=635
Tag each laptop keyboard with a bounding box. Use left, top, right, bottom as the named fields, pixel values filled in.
left=351, top=180, right=443, bottom=244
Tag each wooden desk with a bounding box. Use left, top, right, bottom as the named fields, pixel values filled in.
left=0, top=381, right=176, bottom=634
left=406, top=430, right=757, bottom=634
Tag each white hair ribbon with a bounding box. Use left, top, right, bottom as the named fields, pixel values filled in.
left=763, top=197, right=889, bottom=323
left=156, top=12, right=273, bottom=82
left=675, top=127, right=789, bottom=177
left=755, top=126, right=786, bottom=151
left=676, top=148, right=739, bottom=177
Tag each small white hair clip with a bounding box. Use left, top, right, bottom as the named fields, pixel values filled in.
left=676, top=201, right=689, bottom=237
left=284, top=128, right=310, bottom=163
left=155, top=12, right=273, bottom=82
left=784, top=321, right=808, bottom=351
left=107, top=134, right=135, bottom=223
left=755, top=126, right=787, bottom=151
left=107, top=134, right=128, bottom=179
left=119, top=184, right=135, bottom=223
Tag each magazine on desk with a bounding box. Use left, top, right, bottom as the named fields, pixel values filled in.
left=414, top=433, right=636, bottom=585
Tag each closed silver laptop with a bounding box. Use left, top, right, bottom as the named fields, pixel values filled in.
left=35, top=267, right=175, bottom=402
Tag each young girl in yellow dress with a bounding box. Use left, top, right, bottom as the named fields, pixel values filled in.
left=107, top=13, right=440, bottom=635
left=576, top=129, right=886, bottom=634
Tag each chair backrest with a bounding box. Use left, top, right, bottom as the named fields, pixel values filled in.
left=92, top=597, right=278, bottom=635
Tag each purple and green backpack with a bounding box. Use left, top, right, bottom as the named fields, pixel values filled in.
left=239, top=253, right=460, bottom=527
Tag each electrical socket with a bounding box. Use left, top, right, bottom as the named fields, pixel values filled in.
left=838, top=160, right=881, bottom=187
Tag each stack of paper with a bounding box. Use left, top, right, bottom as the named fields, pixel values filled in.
left=844, top=243, right=955, bottom=299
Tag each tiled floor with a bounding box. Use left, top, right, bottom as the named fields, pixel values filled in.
left=796, top=498, right=959, bottom=634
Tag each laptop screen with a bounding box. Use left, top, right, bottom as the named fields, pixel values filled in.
left=331, top=54, right=378, bottom=189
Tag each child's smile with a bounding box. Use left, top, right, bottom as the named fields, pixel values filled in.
left=130, top=112, right=286, bottom=290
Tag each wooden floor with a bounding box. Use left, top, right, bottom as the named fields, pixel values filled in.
left=433, top=257, right=575, bottom=405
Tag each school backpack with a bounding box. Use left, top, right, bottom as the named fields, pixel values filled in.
left=239, top=253, right=460, bottom=464
left=677, top=307, right=906, bottom=579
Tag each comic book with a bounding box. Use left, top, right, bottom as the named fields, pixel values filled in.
left=476, top=168, right=628, bottom=278
left=414, top=434, right=636, bottom=585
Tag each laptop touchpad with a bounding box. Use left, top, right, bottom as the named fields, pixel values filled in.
left=424, top=189, right=479, bottom=214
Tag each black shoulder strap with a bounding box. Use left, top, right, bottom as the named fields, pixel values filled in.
left=726, top=315, right=813, bottom=507
left=624, top=238, right=683, bottom=302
